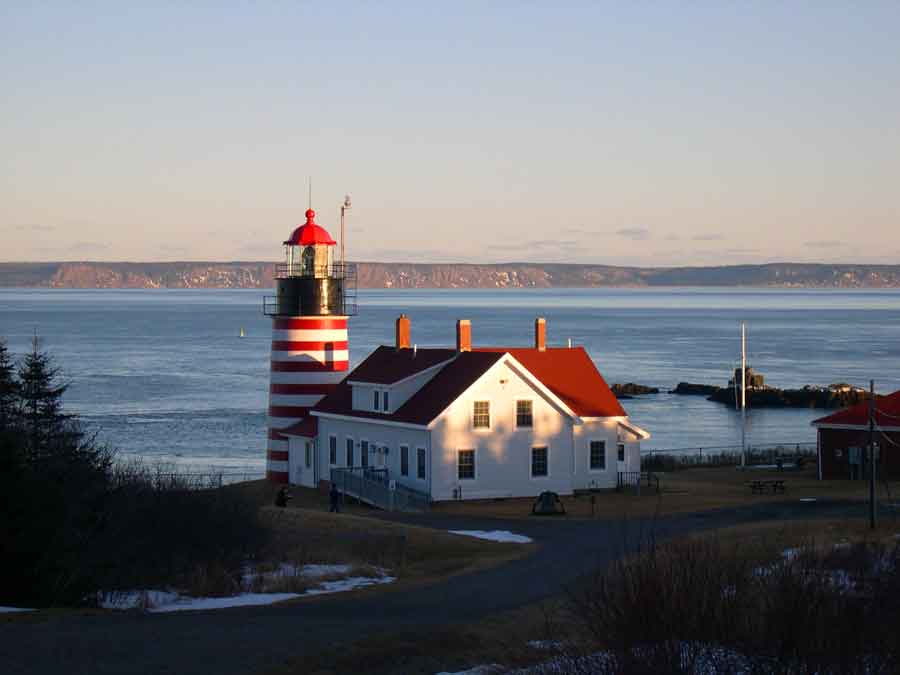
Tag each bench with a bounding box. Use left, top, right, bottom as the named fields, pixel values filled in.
left=749, top=479, right=785, bottom=495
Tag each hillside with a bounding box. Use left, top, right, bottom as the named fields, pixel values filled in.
left=2, top=261, right=900, bottom=289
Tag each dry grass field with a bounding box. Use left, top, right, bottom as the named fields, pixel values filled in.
left=429, top=464, right=899, bottom=520
left=259, top=506, right=533, bottom=591
left=221, top=480, right=534, bottom=595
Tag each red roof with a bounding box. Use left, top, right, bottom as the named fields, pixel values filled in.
left=348, top=347, right=457, bottom=384
left=284, top=209, right=337, bottom=246
left=312, top=345, right=626, bottom=426
left=475, top=347, right=627, bottom=417
left=281, top=416, right=318, bottom=438
left=812, top=390, right=900, bottom=428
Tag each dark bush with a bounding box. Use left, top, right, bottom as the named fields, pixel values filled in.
left=0, top=337, right=267, bottom=607
left=559, top=536, right=900, bottom=674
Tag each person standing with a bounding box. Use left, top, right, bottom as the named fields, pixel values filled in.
left=329, top=482, right=340, bottom=513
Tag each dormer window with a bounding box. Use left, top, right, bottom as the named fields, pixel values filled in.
left=371, top=388, right=390, bottom=413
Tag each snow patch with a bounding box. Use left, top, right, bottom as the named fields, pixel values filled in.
left=449, top=530, right=533, bottom=544
left=101, top=564, right=396, bottom=612
left=799, top=497, right=817, bottom=502
left=0, top=607, right=34, bottom=614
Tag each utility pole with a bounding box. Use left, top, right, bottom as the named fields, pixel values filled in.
left=869, top=379, right=876, bottom=530
left=741, top=322, right=747, bottom=468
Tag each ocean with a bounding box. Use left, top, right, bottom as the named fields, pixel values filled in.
left=2, top=287, right=899, bottom=473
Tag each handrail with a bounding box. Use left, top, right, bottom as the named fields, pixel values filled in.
left=330, top=467, right=429, bottom=512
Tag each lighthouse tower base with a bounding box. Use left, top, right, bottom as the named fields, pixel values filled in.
left=266, top=316, right=348, bottom=483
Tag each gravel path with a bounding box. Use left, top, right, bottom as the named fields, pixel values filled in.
left=0, top=499, right=868, bottom=675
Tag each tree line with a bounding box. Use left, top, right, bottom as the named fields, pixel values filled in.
left=0, top=337, right=264, bottom=608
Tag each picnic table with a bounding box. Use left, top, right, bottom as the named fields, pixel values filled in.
left=749, top=479, right=786, bottom=495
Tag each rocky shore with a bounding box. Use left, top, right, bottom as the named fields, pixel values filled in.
left=611, top=383, right=660, bottom=398
left=669, top=382, right=870, bottom=409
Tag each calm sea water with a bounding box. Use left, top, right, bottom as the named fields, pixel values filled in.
left=2, top=287, right=899, bottom=472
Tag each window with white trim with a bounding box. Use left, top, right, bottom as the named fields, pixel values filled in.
left=417, top=447, right=426, bottom=479
left=329, top=435, right=337, bottom=465
left=473, top=401, right=490, bottom=429
left=458, top=449, right=475, bottom=480
left=305, top=442, right=312, bottom=468
left=373, top=390, right=380, bottom=411
left=345, top=437, right=354, bottom=466
left=360, top=439, right=369, bottom=468
left=590, top=440, right=606, bottom=470
left=383, top=390, right=390, bottom=412
left=531, top=446, right=548, bottom=477
left=617, top=443, right=625, bottom=463
left=400, top=445, right=409, bottom=476
left=516, top=400, right=533, bottom=428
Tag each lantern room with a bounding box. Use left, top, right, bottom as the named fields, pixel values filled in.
left=264, top=207, right=357, bottom=317
left=282, top=209, right=337, bottom=278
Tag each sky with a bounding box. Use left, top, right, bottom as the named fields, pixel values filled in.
left=2, top=2, right=899, bottom=266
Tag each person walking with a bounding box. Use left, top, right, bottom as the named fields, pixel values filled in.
left=329, top=482, right=340, bottom=513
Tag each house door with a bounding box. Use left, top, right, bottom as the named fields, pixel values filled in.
left=616, top=442, right=627, bottom=472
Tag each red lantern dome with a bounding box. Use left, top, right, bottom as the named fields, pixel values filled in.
left=283, top=209, right=337, bottom=246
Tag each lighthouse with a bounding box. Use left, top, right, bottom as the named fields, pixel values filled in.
left=263, top=207, right=355, bottom=483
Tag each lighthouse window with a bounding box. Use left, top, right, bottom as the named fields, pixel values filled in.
left=329, top=436, right=337, bottom=465
left=400, top=445, right=409, bottom=476
left=473, top=401, right=490, bottom=429
left=346, top=437, right=354, bottom=466
left=373, top=390, right=380, bottom=411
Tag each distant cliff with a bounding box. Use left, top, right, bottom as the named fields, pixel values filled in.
left=2, top=261, right=900, bottom=289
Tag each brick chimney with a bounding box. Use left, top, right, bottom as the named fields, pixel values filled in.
left=456, top=319, right=471, bottom=352
left=535, top=317, right=546, bottom=351
left=396, top=314, right=411, bottom=349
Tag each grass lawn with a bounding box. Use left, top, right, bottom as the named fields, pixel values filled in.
left=429, top=464, right=898, bottom=520
left=262, top=600, right=562, bottom=675
left=224, top=480, right=535, bottom=597
left=690, top=514, right=900, bottom=554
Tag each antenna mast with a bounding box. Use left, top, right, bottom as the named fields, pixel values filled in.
left=741, top=322, right=747, bottom=467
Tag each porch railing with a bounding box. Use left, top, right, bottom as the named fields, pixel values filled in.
left=617, top=470, right=660, bottom=493
left=330, top=467, right=429, bottom=512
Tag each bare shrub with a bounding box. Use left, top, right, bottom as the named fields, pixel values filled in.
left=560, top=535, right=900, bottom=674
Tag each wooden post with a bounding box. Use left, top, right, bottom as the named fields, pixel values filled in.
left=869, top=379, right=876, bottom=530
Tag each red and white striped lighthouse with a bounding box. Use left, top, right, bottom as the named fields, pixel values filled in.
left=264, top=208, right=353, bottom=483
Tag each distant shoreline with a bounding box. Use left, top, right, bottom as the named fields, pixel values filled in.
left=2, top=261, right=900, bottom=289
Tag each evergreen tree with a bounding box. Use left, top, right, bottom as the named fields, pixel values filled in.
left=0, top=338, right=18, bottom=432
left=18, top=334, right=75, bottom=461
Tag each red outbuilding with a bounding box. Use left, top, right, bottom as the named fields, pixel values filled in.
left=811, top=390, right=900, bottom=480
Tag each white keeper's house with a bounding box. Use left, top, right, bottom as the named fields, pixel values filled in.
left=282, top=315, right=649, bottom=504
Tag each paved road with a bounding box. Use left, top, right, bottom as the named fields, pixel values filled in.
left=0, top=500, right=871, bottom=675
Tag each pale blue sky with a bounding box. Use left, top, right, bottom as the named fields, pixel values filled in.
left=2, top=2, right=898, bottom=265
